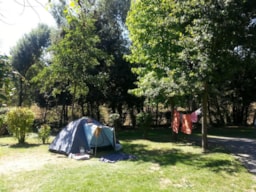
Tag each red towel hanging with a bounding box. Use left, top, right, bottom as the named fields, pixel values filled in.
left=172, top=110, right=180, bottom=133
left=181, top=114, right=192, bottom=134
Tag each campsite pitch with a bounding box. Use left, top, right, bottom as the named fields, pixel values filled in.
left=0, top=132, right=256, bottom=192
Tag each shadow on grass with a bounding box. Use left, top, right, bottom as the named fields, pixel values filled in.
left=117, top=128, right=255, bottom=175
left=9, top=143, right=41, bottom=148
left=120, top=140, right=240, bottom=175
left=118, top=128, right=173, bottom=143
left=198, top=158, right=240, bottom=173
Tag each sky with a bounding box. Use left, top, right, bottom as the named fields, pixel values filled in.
left=0, top=0, right=56, bottom=55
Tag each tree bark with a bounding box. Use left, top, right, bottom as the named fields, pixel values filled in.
left=202, top=83, right=208, bottom=152
left=18, top=78, right=23, bottom=106
left=71, top=84, right=77, bottom=120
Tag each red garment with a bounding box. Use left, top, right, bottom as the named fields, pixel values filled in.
left=172, top=110, right=180, bottom=133
left=181, top=114, right=192, bottom=134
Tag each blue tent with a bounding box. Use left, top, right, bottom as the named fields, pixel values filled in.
left=49, top=117, right=118, bottom=155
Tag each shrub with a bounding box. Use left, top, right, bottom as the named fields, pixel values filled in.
left=136, top=112, right=152, bottom=138
left=38, top=124, right=51, bottom=144
left=108, top=113, right=121, bottom=129
left=5, top=107, right=35, bottom=144
left=0, top=114, right=8, bottom=136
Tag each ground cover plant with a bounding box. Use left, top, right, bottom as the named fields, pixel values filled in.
left=0, top=129, right=255, bottom=192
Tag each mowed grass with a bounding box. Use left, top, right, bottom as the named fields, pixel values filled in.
left=0, top=129, right=255, bottom=192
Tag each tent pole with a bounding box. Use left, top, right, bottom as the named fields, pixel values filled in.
left=94, top=126, right=101, bottom=156
left=95, top=137, right=97, bottom=156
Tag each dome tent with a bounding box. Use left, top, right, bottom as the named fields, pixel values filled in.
left=49, top=117, right=120, bottom=155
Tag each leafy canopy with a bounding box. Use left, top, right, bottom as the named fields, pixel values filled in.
left=126, top=0, right=185, bottom=103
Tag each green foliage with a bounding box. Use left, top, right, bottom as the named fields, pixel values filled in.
left=176, top=0, right=256, bottom=126
left=136, top=112, right=152, bottom=138
left=126, top=0, right=256, bottom=100
left=5, top=107, right=35, bottom=144
left=126, top=0, right=186, bottom=102
left=93, top=0, right=141, bottom=111
left=39, top=0, right=137, bottom=121
left=0, top=55, right=12, bottom=103
left=10, top=24, right=51, bottom=106
left=126, top=0, right=256, bottom=150
left=10, top=24, right=51, bottom=74
left=38, top=124, right=51, bottom=144
left=0, top=114, right=7, bottom=136
left=37, top=3, right=112, bottom=118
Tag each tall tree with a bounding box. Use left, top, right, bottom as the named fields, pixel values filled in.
left=126, top=0, right=256, bottom=151
left=126, top=0, right=183, bottom=103
left=47, top=0, right=140, bottom=122
left=36, top=1, right=112, bottom=120
left=10, top=24, right=51, bottom=106
left=177, top=0, right=256, bottom=145
left=94, top=0, right=140, bottom=117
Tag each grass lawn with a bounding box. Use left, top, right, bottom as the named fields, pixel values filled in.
left=0, top=129, right=255, bottom=192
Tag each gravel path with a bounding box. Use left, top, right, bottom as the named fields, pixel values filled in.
left=206, top=136, right=256, bottom=174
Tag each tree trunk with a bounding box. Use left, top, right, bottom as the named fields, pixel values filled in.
left=155, top=103, right=159, bottom=127
left=18, top=78, right=23, bottom=106
left=170, top=99, right=178, bottom=142
left=129, top=107, right=136, bottom=128
left=43, top=107, right=47, bottom=124
left=97, top=102, right=101, bottom=120
left=80, top=102, right=85, bottom=116
left=214, top=96, right=224, bottom=125
left=202, top=83, right=208, bottom=152
left=71, top=84, right=77, bottom=120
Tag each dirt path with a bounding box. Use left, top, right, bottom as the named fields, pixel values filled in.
left=0, top=151, right=67, bottom=175
left=206, top=136, right=256, bottom=174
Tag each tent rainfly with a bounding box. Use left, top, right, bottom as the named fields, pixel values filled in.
left=49, top=117, right=121, bottom=155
